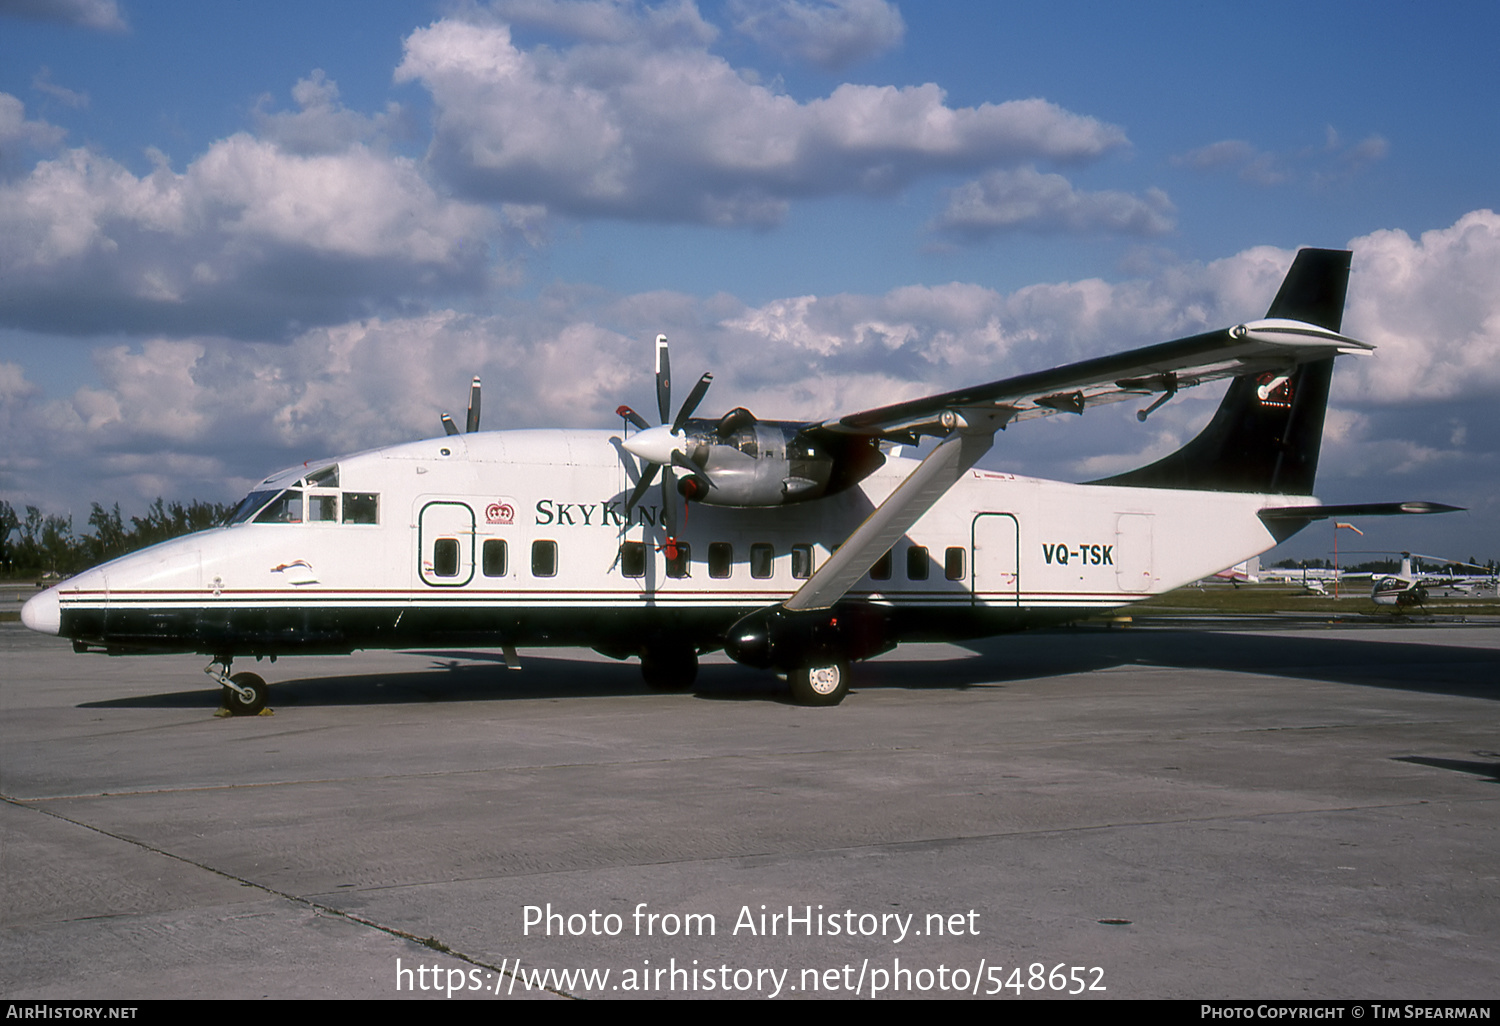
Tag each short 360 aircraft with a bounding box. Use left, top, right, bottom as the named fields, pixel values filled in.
left=22, top=250, right=1459, bottom=708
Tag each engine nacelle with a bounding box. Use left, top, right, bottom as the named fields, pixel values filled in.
left=671, top=419, right=884, bottom=508
left=723, top=603, right=895, bottom=671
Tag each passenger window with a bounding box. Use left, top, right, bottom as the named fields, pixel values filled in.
left=307, top=494, right=338, bottom=522
left=791, top=544, right=814, bottom=579
left=907, top=546, right=930, bottom=581
left=665, top=542, right=691, bottom=578
left=870, top=549, right=892, bottom=581
left=619, top=541, right=646, bottom=578
left=708, top=542, right=733, bottom=579
left=750, top=543, right=774, bottom=579
left=433, top=538, right=460, bottom=577
left=483, top=539, right=508, bottom=577
left=945, top=546, right=966, bottom=581
left=343, top=493, right=378, bottom=524
left=532, top=540, right=558, bottom=578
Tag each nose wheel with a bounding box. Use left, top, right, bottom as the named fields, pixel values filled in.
left=222, top=672, right=270, bottom=716
left=206, top=659, right=271, bottom=716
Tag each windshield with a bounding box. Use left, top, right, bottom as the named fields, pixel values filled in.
left=225, top=489, right=280, bottom=525
left=253, top=489, right=303, bottom=524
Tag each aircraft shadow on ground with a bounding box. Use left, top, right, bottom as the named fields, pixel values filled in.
left=77, top=623, right=1500, bottom=711
left=1392, top=754, right=1500, bottom=784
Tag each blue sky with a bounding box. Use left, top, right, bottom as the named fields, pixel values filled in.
left=2, top=0, right=1497, bottom=564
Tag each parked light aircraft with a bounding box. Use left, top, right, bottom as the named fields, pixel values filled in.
left=21, top=250, right=1461, bottom=709
left=1356, top=553, right=1496, bottom=608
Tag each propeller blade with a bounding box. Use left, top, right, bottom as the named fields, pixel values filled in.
left=616, top=405, right=651, bottom=431
left=440, top=413, right=460, bottom=436
left=661, top=464, right=677, bottom=539
left=671, top=372, right=713, bottom=434
left=465, top=376, right=482, bottom=433
left=625, top=464, right=659, bottom=512
left=671, top=450, right=714, bottom=486
left=655, top=334, right=672, bottom=424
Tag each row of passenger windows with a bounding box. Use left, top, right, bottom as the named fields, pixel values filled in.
left=430, top=538, right=967, bottom=582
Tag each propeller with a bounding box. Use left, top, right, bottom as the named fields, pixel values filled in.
left=618, top=335, right=715, bottom=538
left=441, top=376, right=483, bottom=436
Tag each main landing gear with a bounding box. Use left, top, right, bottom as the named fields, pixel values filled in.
left=639, top=644, right=698, bottom=692
left=639, top=646, right=852, bottom=705
left=788, top=658, right=851, bottom=706
left=206, top=658, right=270, bottom=716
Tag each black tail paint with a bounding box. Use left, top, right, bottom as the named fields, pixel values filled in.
left=1093, top=248, right=1351, bottom=495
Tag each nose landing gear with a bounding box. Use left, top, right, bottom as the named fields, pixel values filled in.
left=206, top=658, right=271, bottom=716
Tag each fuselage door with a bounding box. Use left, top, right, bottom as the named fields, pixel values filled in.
left=1115, top=513, right=1154, bottom=593
left=972, top=512, right=1020, bottom=607
left=418, top=501, right=476, bottom=587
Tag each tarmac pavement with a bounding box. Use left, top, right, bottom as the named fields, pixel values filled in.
left=2, top=618, right=1497, bottom=1000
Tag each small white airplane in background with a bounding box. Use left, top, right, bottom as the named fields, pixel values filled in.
left=22, top=250, right=1461, bottom=709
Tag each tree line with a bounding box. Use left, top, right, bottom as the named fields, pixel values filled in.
left=0, top=499, right=232, bottom=577
left=1272, top=556, right=1497, bottom=574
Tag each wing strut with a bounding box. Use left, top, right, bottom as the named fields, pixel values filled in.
left=785, top=408, right=1011, bottom=612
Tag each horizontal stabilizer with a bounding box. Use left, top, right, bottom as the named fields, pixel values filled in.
left=1259, top=501, right=1465, bottom=521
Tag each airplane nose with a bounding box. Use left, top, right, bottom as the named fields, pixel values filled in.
left=621, top=424, right=680, bottom=465
left=21, top=587, right=61, bottom=636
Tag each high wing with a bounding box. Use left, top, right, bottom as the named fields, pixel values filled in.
left=813, top=317, right=1369, bottom=445
left=780, top=251, right=1369, bottom=613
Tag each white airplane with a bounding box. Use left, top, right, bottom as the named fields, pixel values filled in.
left=21, top=250, right=1461, bottom=709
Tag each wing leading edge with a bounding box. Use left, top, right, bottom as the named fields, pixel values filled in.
left=816, top=248, right=1368, bottom=446
left=816, top=318, right=1369, bottom=445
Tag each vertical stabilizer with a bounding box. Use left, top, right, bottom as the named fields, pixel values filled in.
left=1091, top=248, right=1350, bottom=495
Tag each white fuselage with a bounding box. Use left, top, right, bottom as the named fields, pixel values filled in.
left=24, top=429, right=1297, bottom=656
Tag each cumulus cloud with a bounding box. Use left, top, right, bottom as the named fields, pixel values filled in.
left=489, top=0, right=719, bottom=46
left=8, top=211, right=1497, bottom=542
left=396, top=16, right=1127, bottom=225
left=730, top=0, right=905, bottom=70
left=1341, top=209, right=1500, bottom=403
left=0, top=97, right=498, bottom=337
left=0, top=92, right=66, bottom=173
left=1173, top=128, right=1390, bottom=187
left=251, top=70, right=412, bottom=156
left=0, top=0, right=126, bottom=31
left=930, top=166, right=1176, bottom=241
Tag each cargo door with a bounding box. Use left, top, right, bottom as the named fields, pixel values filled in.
left=1115, top=513, right=1154, bottom=593
left=972, top=512, right=1020, bottom=606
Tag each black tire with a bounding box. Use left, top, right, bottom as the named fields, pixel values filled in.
left=222, top=671, right=269, bottom=716
left=788, top=659, right=850, bottom=706
left=640, top=646, right=698, bottom=692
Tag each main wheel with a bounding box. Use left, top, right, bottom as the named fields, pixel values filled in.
left=640, top=646, right=698, bottom=692
left=788, top=659, right=850, bottom=706
left=222, top=671, right=269, bottom=716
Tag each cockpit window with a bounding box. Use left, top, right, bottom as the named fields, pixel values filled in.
left=225, top=467, right=373, bottom=527
left=307, top=493, right=339, bottom=522
left=343, top=493, right=378, bottom=524
left=254, top=489, right=304, bottom=524
left=305, top=465, right=339, bottom=488
left=226, top=490, right=279, bottom=525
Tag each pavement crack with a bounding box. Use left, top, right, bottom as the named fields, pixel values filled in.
left=0, top=795, right=580, bottom=1000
